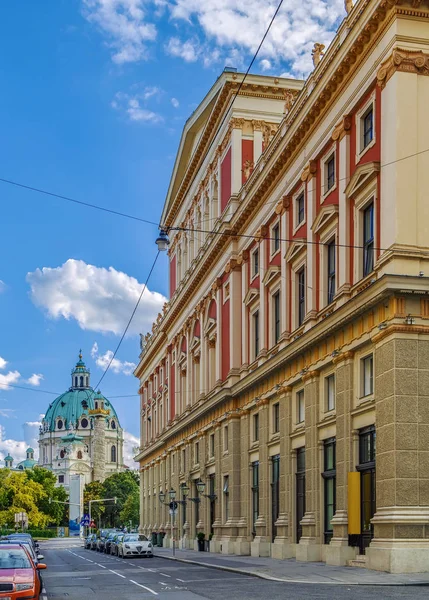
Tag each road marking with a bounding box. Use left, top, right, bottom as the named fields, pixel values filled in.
left=160, top=573, right=171, bottom=577
left=129, top=580, right=158, bottom=595
left=97, top=564, right=107, bottom=569
left=147, top=568, right=157, bottom=572
left=109, top=569, right=126, bottom=578
left=177, top=578, right=186, bottom=582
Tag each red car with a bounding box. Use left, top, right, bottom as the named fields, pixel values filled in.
left=0, top=543, right=46, bottom=599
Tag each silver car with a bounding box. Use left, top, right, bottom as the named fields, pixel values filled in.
left=118, top=534, right=153, bottom=558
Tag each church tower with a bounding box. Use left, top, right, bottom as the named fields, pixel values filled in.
left=88, top=391, right=108, bottom=482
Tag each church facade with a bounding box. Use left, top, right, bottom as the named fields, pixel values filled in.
left=37, top=352, right=125, bottom=489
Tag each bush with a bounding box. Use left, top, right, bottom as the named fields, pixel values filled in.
left=197, top=532, right=205, bottom=541
left=28, top=529, right=57, bottom=538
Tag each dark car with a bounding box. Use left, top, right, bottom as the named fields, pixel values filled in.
left=84, top=534, right=96, bottom=549
left=96, top=529, right=116, bottom=553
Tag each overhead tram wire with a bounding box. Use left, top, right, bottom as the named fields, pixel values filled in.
left=0, top=381, right=140, bottom=399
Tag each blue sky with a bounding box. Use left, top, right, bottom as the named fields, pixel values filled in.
left=0, top=0, right=345, bottom=465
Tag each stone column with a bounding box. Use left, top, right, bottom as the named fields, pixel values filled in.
left=222, top=415, right=241, bottom=553
left=334, top=117, right=351, bottom=295
left=92, top=413, right=106, bottom=483
left=272, top=386, right=294, bottom=558
left=212, top=425, right=223, bottom=551
left=367, top=333, right=429, bottom=573
left=259, top=238, right=267, bottom=356
left=231, top=119, right=243, bottom=195
left=215, top=288, right=222, bottom=385
left=139, top=469, right=145, bottom=534
left=241, top=253, right=249, bottom=370
left=304, top=166, right=317, bottom=321
left=236, top=409, right=251, bottom=555
left=229, top=266, right=242, bottom=379
left=251, top=399, right=271, bottom=556
left=252, top=120, right=263, bottom=164
left=326, top=351, right=356, bottom=565
left=296, top=371, right=321, bottom=562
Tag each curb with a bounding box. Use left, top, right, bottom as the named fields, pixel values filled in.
left=157, top=554, right=429, bottom=586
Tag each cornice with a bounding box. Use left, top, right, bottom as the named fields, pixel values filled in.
left=377, top=47, right=429, bottom=89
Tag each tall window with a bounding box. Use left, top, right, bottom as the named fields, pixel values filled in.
left=326, top=374, right=335, bottom=412
left=253, top=413, right=259, bottom=442
left=111, top=445, right=117, bottom=463
left=361, top=355, right=374, bottom=397
left=298, top=268, right=305, bottom=326
left=273, top=402, right=280, bottom=434
left=251, top=461, right=259, bottom=536
left=273, top=291, right=280, bottom=344
left=326, top=154, right=335, bottom=191
left=223, top=476, right=229, bottom=522
left=209, top=474, right=216, bottom=534
left=327, top=240, right=336, bottom=304
left=253, top=310, right=260, bottom=359
left=358, top=426, right=376, bottom=552
left=297, top=390, right=305, bottom=424
left=322, top=438, right=336, bottom=544
left=296, top=192, right=305, bottom=225
left=209, top=433, right=215, bottom=458
left=58, top=475, right=64, bottom=484
left=272, top=223, right=280, bottom=253
left=195, top=441, right=199, bottom=465
left=296, top=447, right=306, bottom=543
left=271, top=455, right=280, bottom=542
left=363, top=203, right=374, bottom=276
left=252, top=248, right=259, bottom=277
left=223, top=426, right=229, bottom=452
left=362, top=106, right=374, bottom=149
left=182, top=448, right=186, bottom=472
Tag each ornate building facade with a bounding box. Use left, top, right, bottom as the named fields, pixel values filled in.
left=38, top=352, right=125, bottom=489
left=135, top=1, right=429, bottom=573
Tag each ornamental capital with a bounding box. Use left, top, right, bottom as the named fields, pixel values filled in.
left=301, top=160, right=317, bottom=182
left=230, top=117, right=245, bottom=129
left=252, top=119, right=264, bottom=131
left=332, top=115, right=352, bottom=141
left=377, top=48, right=429, bottom=89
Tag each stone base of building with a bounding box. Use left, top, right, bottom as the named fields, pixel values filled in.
left=296, top=539, right=322, bottom=562
left=325, top=540, right=357, bottom=566
left=366, top=541, right=429, bottom=574
left=271, top=540, right=294, bottom=559
left=234, top=539, right=251, bottom=555
left=250, top=538, right=271, bottom=557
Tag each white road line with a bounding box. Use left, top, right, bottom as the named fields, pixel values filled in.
left=97, top=564, right=107, bottom=569
left=176, top=578, right=186, bottom=582
left=159, top=581, right=169, bottom=585
left=109, top=569, right=126, bottom=578
left=160, top=573, right=171, bottom=577
left=147, top=568, right=157, bottom=572
left=129, top=579, right=158, bottom=596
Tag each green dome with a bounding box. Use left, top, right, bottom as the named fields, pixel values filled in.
left=16, top=458, right=37, bottom=470
left=4, top=454, right=13, bottom=461
left=26, top=447, right=34, bottom=453
left=43, top=389, right=120, bottom=432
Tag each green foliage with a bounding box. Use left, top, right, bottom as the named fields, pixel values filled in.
left=119, top=488, right=139, bottom=526
left=197, top=532, right=205, bottom=541
left=27, top=467, right=68, bottom=525
left=0, top=469, right=49, bottom=528
left=85, top=471, right=139, bottom=528
left=84, top=481, right=105, bottom=523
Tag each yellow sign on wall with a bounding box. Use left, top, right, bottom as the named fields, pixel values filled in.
left=348, top=472, right=361, bottom=535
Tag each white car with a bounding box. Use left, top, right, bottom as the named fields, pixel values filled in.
left=118, top=534, right=153, bottom=558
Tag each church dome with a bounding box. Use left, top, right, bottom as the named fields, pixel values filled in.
left=42, top=352, right=121, bottom=433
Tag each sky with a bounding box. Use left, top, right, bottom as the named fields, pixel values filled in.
left=0, top=0, right=346, bottom=467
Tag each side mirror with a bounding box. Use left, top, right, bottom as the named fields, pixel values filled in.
left=37, top=554, right=44, bottom=560
left=36, top=564, right=47, bottom=570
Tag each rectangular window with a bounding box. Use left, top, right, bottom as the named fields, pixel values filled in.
left=326, top=154, right=335, bottom=191
left=322, top=438, right=336, bottom=544
left=327, top=240, right=336, bottom=304
left=273, top=402, right=280, bottom=434
left=182, top=449, right=186, bottom=473
left=298, top=268, right=305, bottom=326
left=223, top=426, right=229, bottom=452
left=363, top=203, right=374, bottom=277
left=296, top=192, right=305, bottom=225
left=58, top=475, right=64, bottom=483
left=362, top=106, right=374, bottom=149
left=172, top=453, right=176, bottom=474
left=251, top=461, right=259, bottom=535
left=272, top=223, right=280, bottom=253
left=253, top=310, right=260, bottom=359
left=195, top=441, right=199, bottom=465
left=271, top=455, right=280, bottom=542
left=223, top=476, right=229, bottom=522
left=209, top=433, right=215, bottom=458
left=296, top=447, right=306, bottom=543
left=297, top=390, right=305, bottom=424
left=253, top=413, right=259, bottom=442
left=326, top=374, right=335, bottom=412
left=252, top=248, right=259, bottom=277
left=359, top=425, right=376, bottom=465
left=361, top=355, right=374, bottom=397
left=273, top=291, right=280, bottom=344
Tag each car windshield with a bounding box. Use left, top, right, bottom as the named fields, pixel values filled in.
left=0, top=548, right=32, bottom=569
left=124, top=535, right=148, bottom=542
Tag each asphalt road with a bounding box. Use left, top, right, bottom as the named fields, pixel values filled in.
left=40, top=539, right=429, bottom=600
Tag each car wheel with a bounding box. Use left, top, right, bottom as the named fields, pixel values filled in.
left=149, top=554, right=154, bottom=558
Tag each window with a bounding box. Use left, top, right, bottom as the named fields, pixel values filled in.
left=209, top=433, right=215, bottom=458
left=363, top=203, right=374, bottom=277
left=326, top=374, right=335, bottom=412
left=322, top=438, right=336, bottom=544
left=223, top=426, right=228, bottom=452
left=273, top=402, right=280, bottom=434
left=195, top=441, right=199, bottom=465
left=361, top=355, right=374, bottom=397
left=252, top=248, right=259, bottom=277
left=111, top=420, right=116, bottom=430
left=58, top=475, right=64, bottom=483
left=223, top=476, right=229, bottom=522
left=81, top=418, right=88, bottom=429
left=60, top=450, right=65, bottom=459
left=272, top=223, right=280, bottom=254
left=327, top=240, right=336, bottom=304
left=362, top=106, right=374, bottom=150
left=57, top=419, right=63, bottom=430
left=209, top=474, right=216, bottom=534
left=251, top=461, right=259, bottom=536
left=296, top=447, right=306, bottom=543
left=296, top=192, right=305, bottom=225
left=326, top=154, right=335, bottom=191
left=359, top=425, right=376, bottom=465
left=298, top=268, right=305, bottom=326
left=172, top=453, right=176, bottom=474
left=182, top=448, right=186, bottom=472
left=77, top=450, right=83, bottom=459
left=111, top=445, right=117, bottom=463
left=253, top=310, right=260, bottom=359
left=297, top=390, right=305, bottom=424
left=273, top=291, right=280, bottom=344
left=271, top=455, right=280, bottom=542
left=253, top=413, right=259, bottom=442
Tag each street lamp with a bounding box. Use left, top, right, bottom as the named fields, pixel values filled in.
left=155, top=230, right=170, bottom=252
left=159, top=489, right=178, bottom=557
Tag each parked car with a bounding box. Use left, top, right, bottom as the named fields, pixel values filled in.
left=118, top=534, right=153, bottom=558
left=0, top=539, right=45, bottom=590
left=104, top=532, right=117, bottom=554
left=90, top=535, right=98, bottom=550
left=84, top=534, right=96, bottom=549
left=109, top=533, right=124, bottom=556
left=0, top=543, right=46, bottom=599
left=96, top=529, right=116, bottom=552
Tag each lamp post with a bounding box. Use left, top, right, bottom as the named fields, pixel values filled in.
left=159, top=488, right=177, bottom=557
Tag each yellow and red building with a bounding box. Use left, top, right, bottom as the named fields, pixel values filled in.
left=135, top=0, right=429, bottom=573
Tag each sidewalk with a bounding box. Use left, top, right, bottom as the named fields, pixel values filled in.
left=155, top=546, right=429, bottom=586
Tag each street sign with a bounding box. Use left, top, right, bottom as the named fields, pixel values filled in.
left=90, top=520, right=96, bottom=528
left=80, top=513, right=90, bottom=527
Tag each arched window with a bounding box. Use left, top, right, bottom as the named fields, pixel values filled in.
left=81, top=418, right=88, bottom=429
left=57, top=419, right=63, bottom=430
left=111, top=445, right=117, bottom=463
left=85, top=376, right=89, bottom=386
left=95, top=401, right=98, bottom=409
left=111, top=420, right=116, bottom=430
left=60, top=450, right=65, bottom=459
left=74, top=377, right=78, bottom=387
left=80, top=376, right=84, bottom=387
left=77, top=450, right=83, bottom=459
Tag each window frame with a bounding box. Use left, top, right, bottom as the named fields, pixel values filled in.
left=251, top=461, right=259, bottom=536
left=252, top=308, right=260, bottom=360
left=296, top=389, right=305, bottom=424
left=361, top=354, right=374, bottom=398
left=209, top=433, right=215, bottom=458
left=273, top=290, right=281, bottom=345
left=355, top=92, right=376, bottom=161
left=322, top=437, right=336, bottom=544
left=251, top=247, right=260, bottom=280
left=363, top=202, right=374, bottom=277
left=223, top=425, right=229, bottom=453
left=327, top=239, right=336, bottom=305
left=325, top=374, right=336, bottom=413
left=295, top=191, right=305, bottom=228
left=297, top=267, right=306, bottom=327
left=271, top=221, right=281, bottom=256
left=273, top=402, right=280, bottom=434
left=253, top=412, right=259, bottom=443
left=321, top=148, right=337, bottom=200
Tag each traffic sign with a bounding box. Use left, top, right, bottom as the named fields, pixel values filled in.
left=90, top=520, right=96, bottom=528
left=80, top=513, right=90, bottom=526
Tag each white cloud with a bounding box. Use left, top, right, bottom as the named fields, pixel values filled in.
left=91, top=342, right=136, bottom=375
left=0, top=409, right=16, bottom=419
left=27, top=374, right=44, bottom=387
left=0, top=370, right=20, bottom=391
left=260, top=58, right=271, bottom=71
left=171, top=97, right=179, bottom=108
left=0, top=357, right=7, bottom=370
left=112, top=90, right=163, bottom=123
left=81, top=0, right=157, bottom=64
left=0, top=280, right=6, bottom=293
left=27, top=259, right=166, bottom=336
left=166, top=37, right=200, bottom=62
left=123, top=430, right=139, bottom=467
left=0, top=423, right=40, bottom=464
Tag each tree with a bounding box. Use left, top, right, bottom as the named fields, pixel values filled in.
left=119, top=488, right=139, bottom=528
left=84, top=481, right=105, bottom=526
left=101, top=471, right=139, bottom=527
left=26, top=467, right=68, bottom=525
left=0, top=470, right=49, bottom=528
